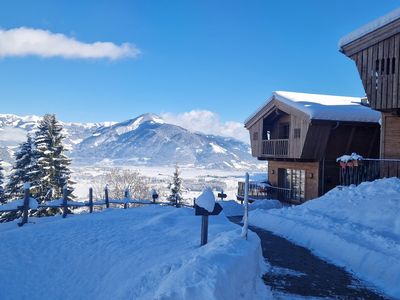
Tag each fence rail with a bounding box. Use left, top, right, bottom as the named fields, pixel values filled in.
left=339, top=158, right=400, bottom=186
left=0, top=185, right=192, bottom=227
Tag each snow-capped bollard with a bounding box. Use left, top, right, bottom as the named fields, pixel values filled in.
left=18, top=183, right=30, bottom=227
left=89, top=188, right=93, bottom=213
left=195, top=187, right=223, bottom=246
left=104, top=185, right=109, bottom=208
left=62, top=185, right=68, bottom=218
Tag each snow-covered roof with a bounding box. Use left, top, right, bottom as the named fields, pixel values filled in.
left=246, top=91, right=381, bottom=125
left=339, top=8, right=400, bottom=48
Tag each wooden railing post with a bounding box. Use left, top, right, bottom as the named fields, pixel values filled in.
left=89, top=188, right=93, bottom=213
left=124, top=188, right=129, bottom=209
left=62, top=185, right=68, bottom=218
left=18, top=183, right=30, bottom=227
left=105, top=186, right=109, bottom=208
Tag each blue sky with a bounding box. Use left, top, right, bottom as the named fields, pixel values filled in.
left=0, top=0, right=399, bottom=139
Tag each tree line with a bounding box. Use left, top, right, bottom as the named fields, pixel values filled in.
left=0, top=114, right=74, bottom=207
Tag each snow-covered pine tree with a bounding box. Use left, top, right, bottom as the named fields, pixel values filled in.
left=34, top=114, right=74, bottom=203
left=0, top=160, right=5, bottom=203
left=5, top=135, right=38, bottom=200
left=168, top=164, right=182, bottom=203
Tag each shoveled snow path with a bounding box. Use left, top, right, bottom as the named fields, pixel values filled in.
left=0, top=206, right=270, bottom=300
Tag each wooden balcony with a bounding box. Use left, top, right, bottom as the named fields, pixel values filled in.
left=262, top=139, right=289, bottom=157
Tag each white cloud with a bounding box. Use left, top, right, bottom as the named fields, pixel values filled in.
left=161, top=110, right=249, bottom=143
left=0, top=27, right=140, bottom=60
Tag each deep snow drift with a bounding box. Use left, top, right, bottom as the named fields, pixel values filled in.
left=0, top=205, right=271, bottom=300
left=249, top=178, right=400, bottom=298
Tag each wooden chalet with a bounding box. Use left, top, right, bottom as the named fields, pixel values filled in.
left=245, top=91, right=381, bottom=203
left=339, top=9, right=400, bottom=159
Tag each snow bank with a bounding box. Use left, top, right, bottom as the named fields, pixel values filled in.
left=0, top=205, right=271, bottom=300
left=249, top=178, right=400, bottom=298
left=220, top=199, right=283, bottom=217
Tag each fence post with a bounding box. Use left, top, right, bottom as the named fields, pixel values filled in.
left=124, top=188, right=129, bottom=209
left=200, top=215, right=209, bottom=246
left=89, top=187, right=93, bottom=213
left=241, top=172, right=249, bottom=240
left=62, top=185, right=68, bottom=218
left=18, top=183, right=30, bottom=227
left=105, top=186, right=109, bottom=208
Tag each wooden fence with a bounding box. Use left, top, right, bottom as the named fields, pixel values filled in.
left=0, top=184, right=193, bottom=227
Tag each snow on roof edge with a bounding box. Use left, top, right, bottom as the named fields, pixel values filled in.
left=245, top=91, right=380, bottom=126
left=339, top=7, right=400, bottom=48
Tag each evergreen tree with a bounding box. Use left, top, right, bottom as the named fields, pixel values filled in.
left=5, top=135, right=38, bottom=200
left=0, top=160, right=5, bottom=203
left=168, top=164, right=182, bottom=203
left=34, top=114, right=74, bottom=203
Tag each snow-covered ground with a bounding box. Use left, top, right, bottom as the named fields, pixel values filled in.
left=72, top=166, right=260, bottom=201
left=248, top=178, right=400, bottom=299
left=219, top=199, right=283, bottom=217
left=0, top=205, right=271, bottom=300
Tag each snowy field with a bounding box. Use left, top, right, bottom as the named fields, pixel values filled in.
left=72, top=165, right=255, bottom=201
left=248, top=178, right=400, bottom=299
left=0, top=205, right=271, bottom=300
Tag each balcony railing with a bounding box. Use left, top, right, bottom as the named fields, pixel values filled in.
left=262, top=139, right=289, bottom=157
left=339, top=158, right=400, bottom=186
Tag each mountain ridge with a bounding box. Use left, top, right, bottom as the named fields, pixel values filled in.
left=0, top=113, right=260, bottom=170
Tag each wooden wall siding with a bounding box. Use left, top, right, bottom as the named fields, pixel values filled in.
left=381, top=112, right=400, bottom=158
left=248, top=118, right=263, bottom=157
left=289, top=115, right=309, bottom=158
left=351, top=33, right=400, bottom=111
left=324, top=125, right=380, bottom=160
left=300, top=124, right=331, bottom=160
left=268, top=160, right=320, bottom=201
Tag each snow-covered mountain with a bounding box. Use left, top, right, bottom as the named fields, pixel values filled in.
left=0, top=113, right=261, bottom=170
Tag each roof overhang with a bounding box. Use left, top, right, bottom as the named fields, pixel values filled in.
left=340, top=14, right=400, bottom=57
left=244, top=95, right=310, bottom=129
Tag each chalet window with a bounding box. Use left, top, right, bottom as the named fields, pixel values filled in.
left=278, top=168, right=305, bottom=202
left=381, top=59, right=385, bottom=74
left=294, top=128, right=301, bottom=138
left=392, top=58, right=396, bottom=74
left=253, top=132, right=258, bottom=141
left=375, top=59, right=379, bottom=73
left=279, top=123, right=290, bottom=139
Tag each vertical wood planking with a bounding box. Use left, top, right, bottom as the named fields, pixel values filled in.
left=361, top=49, right=368, bottom=93
left=387, top=37, right=394, bottom=109
left=377, top=41, right=384, bottom=110
left=372, top=44, right=379, bottom=106
left=395, top=34, right=400, bottom=108
left=367, top=45, right=374, bottom=100
left=382, top=39, right=389, bottom=109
